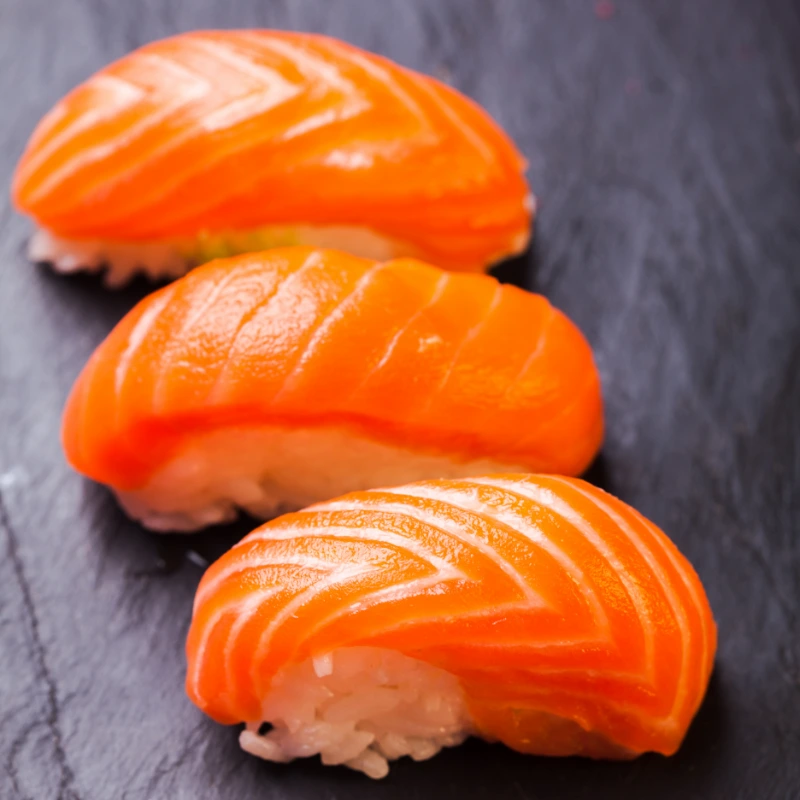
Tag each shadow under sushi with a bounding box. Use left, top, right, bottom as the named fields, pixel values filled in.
left=489, top=238, right=538, bottom=293
left=33, top=254, right=170, bottom=335
left=222, top=677, right=726, bottom=800
left=81, top=479, right=262, bottom=579
left=202, top=668, right=730, bottom=799
left=154, top=514, right=264, bottom=575
left=581, top=452, right=612, bottom=494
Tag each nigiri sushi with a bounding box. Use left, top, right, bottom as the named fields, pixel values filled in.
left=13, top=30, right=532, bottom=286
left=185, top=474, right=716, bottom=778
left=62, top=247, right=603, bottom=531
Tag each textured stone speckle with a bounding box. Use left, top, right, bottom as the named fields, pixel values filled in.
left=1, top=1, right=799, bottom=798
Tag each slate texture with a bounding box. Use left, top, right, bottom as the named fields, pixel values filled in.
left=1, top=1, right=798, bottom=798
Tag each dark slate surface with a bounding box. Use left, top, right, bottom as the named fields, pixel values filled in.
left=1, top=0, right=799, bottom=798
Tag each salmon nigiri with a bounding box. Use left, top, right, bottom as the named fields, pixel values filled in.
left=185, top=474, right=716, bottom=778
left=13, top=30, right=532, bottom=286
left=62, top=247, right=602, bottom=531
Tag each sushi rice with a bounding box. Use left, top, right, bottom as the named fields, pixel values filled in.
left=29, top=225, right=419, bottom=287
left=238, top=647, right=471, bottom=779
left=116, top=425, right=522, bottom=531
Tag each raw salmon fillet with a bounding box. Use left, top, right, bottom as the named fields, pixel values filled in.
left=186, top=474, right=716, bottom=771
left=61, top=247, right=603, bottom=530
left=13, top=30, right=532, bottom=280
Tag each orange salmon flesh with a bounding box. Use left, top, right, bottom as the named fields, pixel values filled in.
left=185, top=475, right=717, bottom=761
left=13, top=30, right=532, bottom=272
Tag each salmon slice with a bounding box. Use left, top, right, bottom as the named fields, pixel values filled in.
left=185, top=474, right=716, bottom=777
left=13, top=30, right=532, bottom=284
left=61, top=247, right=603, bottom=531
